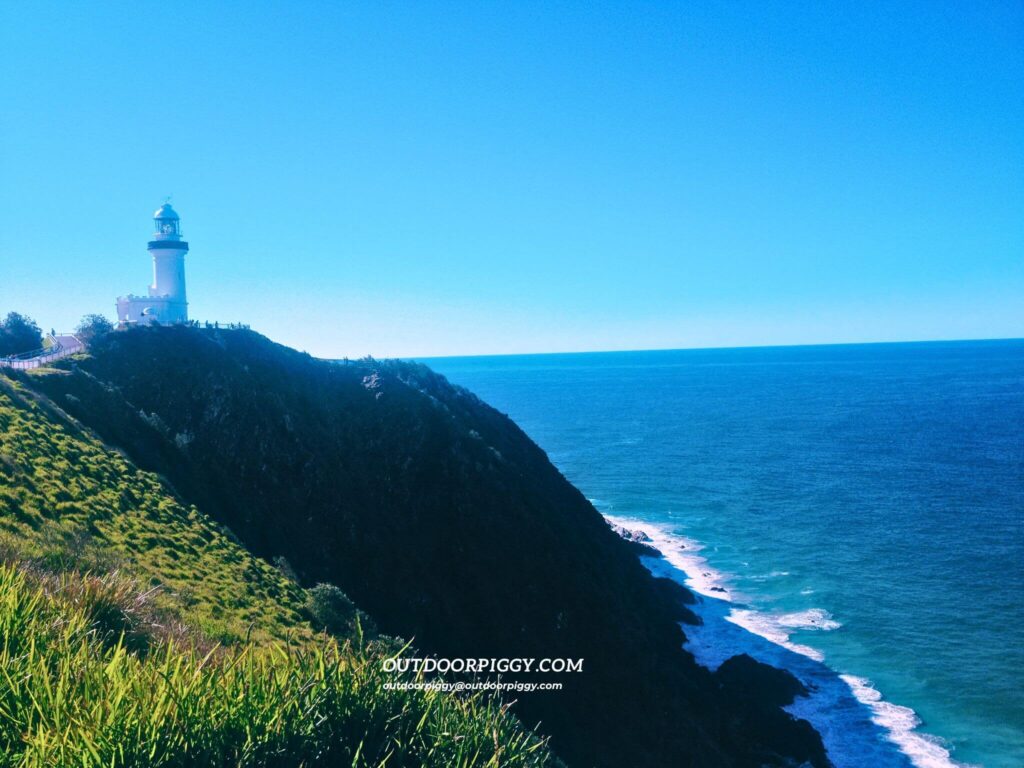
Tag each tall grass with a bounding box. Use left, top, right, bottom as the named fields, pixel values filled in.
left=0, top=564, right=556, bottom=767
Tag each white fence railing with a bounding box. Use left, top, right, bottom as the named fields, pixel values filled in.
left=0, top=334, right=84, bottom=370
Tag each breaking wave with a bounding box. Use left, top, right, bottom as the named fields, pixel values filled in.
left=604, top=514, right=966, bottom=768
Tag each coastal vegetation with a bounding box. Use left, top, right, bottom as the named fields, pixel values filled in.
left=0, top=563, right=554, bottom=768
left=16, top=325, right=828, bottom=768
left=0, top=375, right=557, bottom=766
left=74, top=313, right=114, bottom=345
left=0, top=377, right=312, bottom=644
left=0, top=313, right=43, bottom=357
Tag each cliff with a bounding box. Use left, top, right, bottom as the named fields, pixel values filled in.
left=23, top=325, right=828, bottom=768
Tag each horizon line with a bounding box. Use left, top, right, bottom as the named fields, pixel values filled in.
left=406, top=335, right=1024, bottom=362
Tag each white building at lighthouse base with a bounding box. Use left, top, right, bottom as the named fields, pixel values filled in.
left=116, top=293, right=187, bottom=325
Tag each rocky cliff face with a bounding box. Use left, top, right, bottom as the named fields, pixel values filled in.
left=29, top=326, right=828, bottom=768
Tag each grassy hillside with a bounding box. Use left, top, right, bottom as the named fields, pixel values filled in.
left=0, top=375, right=557, bottom=767
left=25, top=325, right=829, bottom=768
left=0, top=376, right=307, bottom=645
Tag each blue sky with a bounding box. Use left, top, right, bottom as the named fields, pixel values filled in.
left=1, top=1, right=1021, bottom=357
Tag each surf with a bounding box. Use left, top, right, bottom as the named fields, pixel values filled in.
left=604, top=514, right=964, bottom=768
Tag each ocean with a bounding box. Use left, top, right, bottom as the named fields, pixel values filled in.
left=422, top=340, right=1024, bottom=768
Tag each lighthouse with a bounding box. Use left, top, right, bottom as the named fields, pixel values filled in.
left=116, top=203, right=190, bottom=326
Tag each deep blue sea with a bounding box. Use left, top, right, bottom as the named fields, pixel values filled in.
left=423, top=340, right=1024, bottom=768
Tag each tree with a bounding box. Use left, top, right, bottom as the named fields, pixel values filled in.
left=304, top=582, right=376, bottom=638
left=75, top=314, right=114, bottom=345
left=0, top=312, right=43, bottom=357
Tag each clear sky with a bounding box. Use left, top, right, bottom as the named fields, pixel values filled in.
left=1, top=1, right=1021, bottom=358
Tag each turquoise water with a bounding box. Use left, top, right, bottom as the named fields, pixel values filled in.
left=423, top=340, right=1024, bottom=768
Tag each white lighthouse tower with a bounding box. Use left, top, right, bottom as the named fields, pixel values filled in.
left=116, top=203, right=190, bottom=326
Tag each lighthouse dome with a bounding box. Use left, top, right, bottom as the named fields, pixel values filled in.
left=153, top=203, right=179, bottom=220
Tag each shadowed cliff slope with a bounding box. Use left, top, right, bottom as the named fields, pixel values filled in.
left=28, top=326, right=828, bottom=768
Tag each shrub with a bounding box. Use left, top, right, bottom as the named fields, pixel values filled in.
left=0, top=312, right=42, bottom=356
left=75, top=313, right=114, bottom=345
left=273, top=555, right=300, bottom=582
left=306, top=581, right=377, bottom=637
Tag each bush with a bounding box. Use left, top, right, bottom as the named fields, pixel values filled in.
left=273, top=555, right=300, bottom=582
left=306, top=581, right=376, bottom=637
left=75, top=313, right=114, bottom=345
left=0, top=312, right=42, bottom=356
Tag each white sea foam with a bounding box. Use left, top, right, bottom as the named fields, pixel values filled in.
left=777, top=608, right=841, bottom=631
left=726, top=608, right=832, bottom=662
left=602, top=513, right=968, bottom=768
left=751, top=569, right=792, bottom=580
left=841, top=675, right=973, bottom=768
left=604, top=514, right=737, bottom=601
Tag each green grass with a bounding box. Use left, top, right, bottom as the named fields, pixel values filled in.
left=0, top=375, right=558, bottom=767
left=0, top=375, right=310, bottom=645
left=0, top=564, right=555, bottom=767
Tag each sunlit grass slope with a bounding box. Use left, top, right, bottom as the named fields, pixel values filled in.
left=0, top=375, right=309, bottom=645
